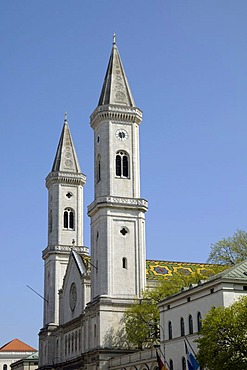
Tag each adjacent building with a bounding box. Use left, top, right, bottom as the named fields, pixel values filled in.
left=0, top=339, right=37, bottom=370
left=158, top=260, right=247, bottom=370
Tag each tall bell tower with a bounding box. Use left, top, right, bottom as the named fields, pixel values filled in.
left=88, top=37, right=148, bottom=347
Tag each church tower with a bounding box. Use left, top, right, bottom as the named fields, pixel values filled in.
left=88, top=37, right=148, bottom=350
left=42, top=114, right=86, bottom=326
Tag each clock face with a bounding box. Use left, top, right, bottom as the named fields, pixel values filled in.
left=115, top=129, right=128, bottom=141
left=69, top=282, right=77, bottom=311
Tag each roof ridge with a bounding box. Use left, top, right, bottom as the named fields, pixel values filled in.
left=0, top=338, right=36, bottom=352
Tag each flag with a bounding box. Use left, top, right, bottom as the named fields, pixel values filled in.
left=184, top=341, right=200, bottom=370
left=156, top=350, right=169, bottom=370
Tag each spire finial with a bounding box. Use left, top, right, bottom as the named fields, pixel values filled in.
left=64, top=112, right=68, bottom=123
left=113, top=33, right=116, bottom=45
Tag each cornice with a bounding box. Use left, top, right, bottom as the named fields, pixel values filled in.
left=46, top=171, right=86, bottom=189
left=90, top=104, right=142, bottom=130
left=88, top=195, right=148, bottom=216
left=42, top=245, right=89, bottom=259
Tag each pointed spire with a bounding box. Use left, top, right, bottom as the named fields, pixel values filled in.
left=98, top=36, right=136, bottom=107
left=52, top=114, right=81, bottom=173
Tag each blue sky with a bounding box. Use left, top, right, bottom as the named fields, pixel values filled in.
left=1, top=1, right=247, bottom=348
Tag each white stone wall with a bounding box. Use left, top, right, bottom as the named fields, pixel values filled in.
left=48, top=183, right=83, bottom=247
left=159, top=279, right=247, bottom=370
left=94, top=120, right=140, bottom=200
left=0, top=352, right=34, bottom=370
left=90, top=206, right=146, bottom=300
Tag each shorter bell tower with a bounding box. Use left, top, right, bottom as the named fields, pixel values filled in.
left=42, top=114, right=86, bottom=326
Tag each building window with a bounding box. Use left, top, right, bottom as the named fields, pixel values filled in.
left=49, top=209, right=52, bottom=233
left=68, top=334, right=71, bottom=354
left=120, top=227, right=128, bottom=236
left=180, top=317, right=185, bottom=336
left=65, top=335, right=67, bottom=356
left=72, top=332, right=74, bottom=353
left=189, top=314, right=193, bottom=334
left=182, top=357, right=186, bottom=370
left=122, top=257, right=127, bottom=269
left=168, top=321, right=173, bottom=339
left=64, top=208, right=74, bottom=229
left=169, top=359, right=173, bottom=370
left=115, top=151, right=129, bottom=178
left=75, top=330, right=78, bottom=352
left=3, top=365, right=7, bottom=370
left=197, top=312, right=202, bottom=332
left=79, top=329, right=81, bottom=349
left=94, top=324, right=97, bottom=337
left=97, top=154, right=101, bottom=182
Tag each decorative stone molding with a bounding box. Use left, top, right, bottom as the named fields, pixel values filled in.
left=42, top=245, right=89, bottom=258
left=90, top=104, right=142, bottom=129
left=46, top=171, right=86, bottom=189
left=88, top=195, right=148, bottom=216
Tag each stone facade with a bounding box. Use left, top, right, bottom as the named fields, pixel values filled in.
left=158, top=260, right=247, bottom=370
left=38, top=40, right=148, bottom=370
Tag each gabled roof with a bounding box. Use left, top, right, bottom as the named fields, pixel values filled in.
left=71, top=250, right=88, bottom=275
left=52, top=115, right=81, bottom=173
left=0, top=339, right=36, bottom=352
left=98, top=39, right=135, bottom=107
left=24, top=352, right=39, bottom=360
left=207, top=259, right=247, bottom=282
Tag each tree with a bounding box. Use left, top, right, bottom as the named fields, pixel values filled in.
left=123, top=269, right=225, bottom=349
left=207, top=229, right=247, bottom=265
left=196, top=296, right=247, bottom=369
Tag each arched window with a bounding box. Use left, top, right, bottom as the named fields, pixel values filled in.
left=180, top=317, right=185, bottom=336
left=182, top=357, right=186, bottom=370
left=115, top=151, right=129, bottom=178
left=64, top=208, right=74, bottom=230
left=68, top=334, right=71, bottom=354
left=49, top=209, right=52, bottom=233
left=116, top=154, right=121, bottom=176
left=75, top=330, right=78, bottom=352
left=79, top=329, right=81, bottom=349
left=97, top=154, right=101, bottom=182
left=189, top=314, right=193, bottom=334
left=123, top=257, right=127, bottom=269
left=65, top=335, right=67, bottom=356
left=169, top=359, right=173, bottom=370
left=3, top=365, right=7, bottom=370
left=123, top=155, right=128, bottom=177
left=72, top=332, right=74, bottom=353
left=168, top=321, right=173, bottom=339
left=197, top=312, right=202, bottom=332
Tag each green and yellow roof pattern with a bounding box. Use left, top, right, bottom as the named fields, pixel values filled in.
left=146, top=260, right=225, bottom=280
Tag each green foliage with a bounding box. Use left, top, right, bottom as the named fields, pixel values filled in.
left=207, top=229, right=247, bottom=265
left=123, top=268, right=224, bottom=349
left=196, top=296, right=247, bottom=370
left=123, top=298, right=159, bottom=349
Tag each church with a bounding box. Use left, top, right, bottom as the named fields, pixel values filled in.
left=38, top=38, right=232, bottom=370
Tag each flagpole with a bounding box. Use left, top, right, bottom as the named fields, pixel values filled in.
left=184, top=334, right=197, bottom=357
left=157, top=324, right=170, bottom=370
